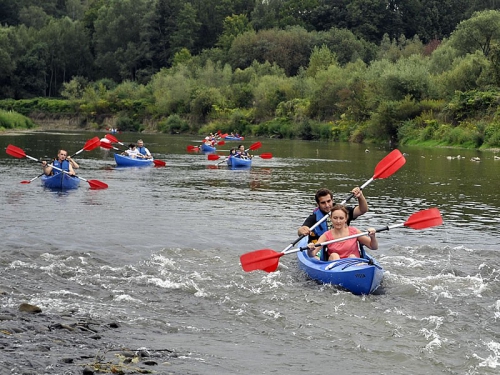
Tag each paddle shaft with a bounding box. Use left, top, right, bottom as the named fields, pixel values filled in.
left=283, top=223, right=402, bottom=255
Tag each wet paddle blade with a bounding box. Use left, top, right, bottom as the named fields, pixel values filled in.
left=20, top=180, right=31, bottom=184
left=249, top=141, right=262, bottom=151
left=258, top=153, right=273, bottom=159
left=373, top=149, right=406, bottom=179
left=153, top=159, right=166, bottom=167
left=6, top=144, right=27, bottom=159
left=208, top=154, right=220, bottom=160
left=217, top=140, right=225, bottom=146
left=100, top=141, right=113, bottom=149
left=404, top=208, right=443, bottom=229
left=82, top=137, right=101, bottom=152
left=87, top=180, right=108, bottom=190
left=187, top=145, right=199, bottom=152
left=104, top=134, right=120, bottom=143
left=240, top=249, right=283, bottom=272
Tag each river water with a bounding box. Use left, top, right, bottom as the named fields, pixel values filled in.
left=1, top=131, right=499, bottom=374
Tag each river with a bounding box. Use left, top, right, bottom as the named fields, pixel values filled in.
left=0, top=131, right=499, bottom=374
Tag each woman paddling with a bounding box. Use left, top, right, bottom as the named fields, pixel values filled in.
left=307, top=204, right=378, bottom=261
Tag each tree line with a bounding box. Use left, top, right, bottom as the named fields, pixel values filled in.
left=1, top=0, right=500, bottom=148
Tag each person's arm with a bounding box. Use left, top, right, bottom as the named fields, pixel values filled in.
left=351, top=187, right=368, bottom=219
left=307, top=233, right=327, bottom=257
left=298, top=214, right=316, bottom=236
left=358, top=228, right=378, bottom=250
left=41, top=161, right=52, bottom=175
left=145, top=147, right=152, bottom=159
left=67, top=156, right=79, bottom=169
left=68, top=163, right=76, bottom=176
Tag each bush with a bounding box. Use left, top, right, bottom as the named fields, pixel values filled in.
left=158, top=114, right=190, bottom=134
left=0, top=109, right=36, bottom=130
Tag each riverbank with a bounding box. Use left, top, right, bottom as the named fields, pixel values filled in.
left=0, top=302, right=183, bottom=374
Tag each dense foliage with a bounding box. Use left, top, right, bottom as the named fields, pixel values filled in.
left=2, top=0, right=500, bottom=148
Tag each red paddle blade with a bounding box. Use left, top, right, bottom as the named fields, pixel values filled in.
left=105, top=134, right=120, bottom=143
left=83, top=137, right=101, bottom=151
left=249, top=141, right=262, bottom=151
left=404, top=208, right=443, bottom=229
left=87, top=180, right=108, bottom=189
left=217, top=140, right=225, bottom=146
left=20, top=180, right=31, bottom=184
left=240, top=249, right=283, bottom=272
left=207, top=154, right=220, bottom=160
left=6, top=144, right=26, bottom=158
left=100, top=141, right=113, bottom=149
left=153, top=160, right=166, bottom=167
left=187, top=145, right=199, bottom=152
left=373, top=149, right=406, bottom=179
left=259, top=153, right=273, bottom=159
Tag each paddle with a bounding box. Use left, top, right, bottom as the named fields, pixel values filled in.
left=104, top=133, right=125, bottom=146
left=103, top=137, right=166, bottom=167
left=20, top=137, right=101, bottom=184
left=281, top=149, right=406, bottom=253
left=6, top=144, right=108, bottom=190
left=240, top=208, right=443, bottom=273
left=207, top=152, right=272, bottom=161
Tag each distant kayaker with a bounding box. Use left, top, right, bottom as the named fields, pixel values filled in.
left=136, top=139, right=152, bottom=159
left=41, top=149, right=77, bottom=176
left=297, top=187, right=368, bottom=242
left=306, top=204, right=377, bottom=260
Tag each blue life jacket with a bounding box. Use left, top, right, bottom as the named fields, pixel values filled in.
left=313, top=208, right=328, bottom=237
left=52, top=159, right=70, bottom=175
left=137, top=146, right=147, bottom=156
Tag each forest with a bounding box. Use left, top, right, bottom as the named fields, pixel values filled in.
left=2, top=0, right=500, bottom=148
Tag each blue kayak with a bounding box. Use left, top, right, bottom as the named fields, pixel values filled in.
left=200, top=143, right=216, bottom=153
left=41, top=173, right=80, bottom=190
left=114, top=153, right=154, bottom=167
left=227, top=156, right=252, bottom=169
left=296, top=243, right=384, bottom=295
left=224, top=136, right=244, bottom=141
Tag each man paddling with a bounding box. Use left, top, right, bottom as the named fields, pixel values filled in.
left=297, top=187, right=368, bottom=243
left=136, top=139, right=152, bottom=159
left=41, top=149, right=77, bottom=176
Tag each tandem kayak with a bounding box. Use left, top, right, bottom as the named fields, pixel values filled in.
left=41, top=173, right=80, bottom=190
left=296, top=244, right=384, bottom=295
left=200, top=143, right=217, bottom=153
left=227, top=156, right=252, bottom=169
left=114, top=153, right=154, bottom=167
left=223, top=136, right=244, bottom=141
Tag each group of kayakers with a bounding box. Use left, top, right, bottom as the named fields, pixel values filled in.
left=298, top=186, right=378, bottom=261
left=41, top=138, right=153, bottom=177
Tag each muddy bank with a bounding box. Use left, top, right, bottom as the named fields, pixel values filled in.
left=0, top=302, right=187, bottom=374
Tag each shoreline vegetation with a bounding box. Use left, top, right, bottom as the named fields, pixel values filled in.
left=1, top=97, right=499, bottom=152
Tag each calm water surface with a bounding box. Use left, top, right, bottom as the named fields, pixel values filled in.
left=1, top=131, right=499, bottom=374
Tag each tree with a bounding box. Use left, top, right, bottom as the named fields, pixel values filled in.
left=217, top=14, right=253, bottom=51
left=169, top=2, right=200, bottom=55
left=93, top=0, right=154, bottom=82
left=449, top=10, right=500, bottom=57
